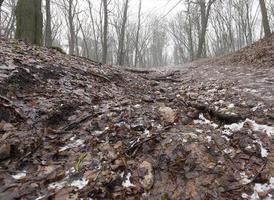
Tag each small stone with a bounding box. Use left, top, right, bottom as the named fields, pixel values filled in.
left=159, top=106, right=176, bottom=124
left=138, top=161, right=154, bottom=190
left=0, top=143, right=11, bottom=160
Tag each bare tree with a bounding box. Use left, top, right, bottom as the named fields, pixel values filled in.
left=45, top=0, right=52, bottom=47
left=134, top=0, right=141, bottom=67
left=15, top=0, right=43, bottom=45
left=87, top=0, right=99, bottom=61
left=194, top=0, right=216, bottom=59
left=117, top=0, right=129, bottom=66
left=259, top=0, right=271, bottom=37
left=102, top=0, right=108, bottom=64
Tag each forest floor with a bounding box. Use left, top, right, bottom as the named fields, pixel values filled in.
left=0, top=35, right=274, bottom=200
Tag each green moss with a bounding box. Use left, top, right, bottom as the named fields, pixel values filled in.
left=75, top=152, right=87, bottom=172
left=160, top=194, right=169, bottom=200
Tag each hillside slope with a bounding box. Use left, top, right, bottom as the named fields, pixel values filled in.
left=210, top=33, right=274, bottom=67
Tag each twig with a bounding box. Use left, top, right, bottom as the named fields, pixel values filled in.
left=89, top=71, right=111, bottom=82
left=123, top=68, right=155, bottom=74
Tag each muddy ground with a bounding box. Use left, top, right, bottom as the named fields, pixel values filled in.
left=0, top=36, right=273, bottom=200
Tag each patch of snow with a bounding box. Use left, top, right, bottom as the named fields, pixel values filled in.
left=134, top=104, right=141, bottom=108
left=221, top=135, right=230, bottom=141
left=59, top=138, right=85, bottom=152
left=12, top=171, right=27, bottom=180
left=122, top=172, right=135, bottom=188
left=48, top=180, right=67, bottom=190
left=224, top=121, right=245, bottom=132
left=225, top=119, right=274, bottom=136
left=35, top=195, right=46, bottom=200
left=244, top=177, right=274, bottom=200
left=224, top=148, right=234, bottom=155
left=222, top=129, right=234, bottom=136
left=196, top=129, right=203, bottom=133
left=228, top=104, right=235, bottom=109
left=251, top=103, right=265, bottom=112
left=194, top=113, right=218, bottom=129
left=256, top=140, right=268, bottom=158
left=245, top=145, right=252, bottom=150
left=242, top=193, right=249, bottom=199
left=70, top=178, right=89, bottom=189
left=182, top=138, right=188, bottom=143
left=143, top=129, right=151, bottom=137
left=206, top=136, right=212, bottom=142
left=240, top=172, right=252, bottom=184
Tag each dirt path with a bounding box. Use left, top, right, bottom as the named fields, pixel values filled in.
left=0, top=38, right=273, bottom=200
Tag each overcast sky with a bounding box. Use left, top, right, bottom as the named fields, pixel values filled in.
left=85, top=0, right=185, bottom=19
left=131, top=0, right=184, bottom=16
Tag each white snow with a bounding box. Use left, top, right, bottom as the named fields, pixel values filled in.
left=224, top=148, right=234, bottom=155
left=243, top=177, right=274, bottom=200
left=194, top=113, right=218, bottom=129
left=70, top=178, right=89, bottom=189
left=121, top=172, right=135, bottom=188
left=228, top=104, right=235, bottom=109
left=48, top=177, right=89, bottom=190
left=59, top=138, right=85, bottom=152
left=240, top=172, right=252, bottom=184
left=242, top=193, right=249, bottom=199
left=224, top=121, right=245, bottom=132
left=256, top=140, right=268, bottom=158
left=48, top=180, right=67, bottom=190
left=225, top=119, right=274, bottom=136
left=206, top=136, right=212, bottom=142
left=11, top=171, right=27, bottom=180
left=35, top=195, right=46, bottom=200
left=143, top=129, right=151, bottom=137
left=196, top=129, right=203, bottom=133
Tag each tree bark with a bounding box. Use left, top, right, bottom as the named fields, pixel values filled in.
left=117, top=0, right=129, bottom=66
left=87, top=0, right=99, bottom=61
left=15, top=0, right=43, bottom=45
left=45, top=0, right=52, bottom=47
left=196, top=0, right=216, bottom=59
left=259, top=0, right=271, bottom=37
left=102, top=0, right=108, bottom=64
left=68, top=0, right=75, bottom=55
left=134, top=0, right=141, bottom=67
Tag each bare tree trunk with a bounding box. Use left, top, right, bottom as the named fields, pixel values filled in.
left=196, top=0, right=216, bottom=59
left=45, top=0, right=52, bottom=47
left=134, top=0, right=141, bottom=67
left=0, top=0, right=4, bottom=8
left=87, top=0, right=99, bottom=61
left=117, top=0, right=129, bottom=66
left=102, top=0, right=108, bottom=64
left=259, top=0, right=271, bottom=37
left=68, top=0, right=75, bottom=55
left=77, top=16, right=89, bottom=58
left=15, top=0, right=43, bottom=45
